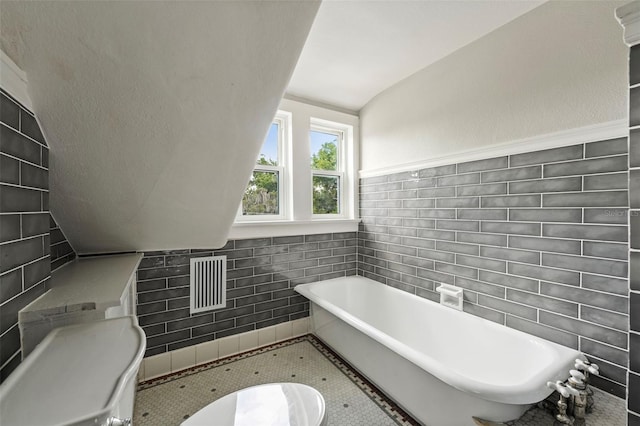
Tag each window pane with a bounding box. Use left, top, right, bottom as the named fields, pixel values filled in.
left=257, top=122, right=279, bottom=166
left=313, top=175, right=339, bottom=214
left=310, top=130, right=338, bottom=171
left=242, top=170, right=279, bottom=215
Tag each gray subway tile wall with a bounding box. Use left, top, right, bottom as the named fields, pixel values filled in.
left=631, top=87, right=640, bottom=128
left=136, top=232, right=357, bottom=357
left=358, top=138, right=630, bottom=398
left=0, top=90, right=50, bottom=382
left=50, top=214, right=76, bottom=271
left=632, top=130, right=640, bottom=169
left=629, top=43, right=640, bottom=424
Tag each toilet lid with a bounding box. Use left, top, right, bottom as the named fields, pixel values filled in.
left=182, top=383, right=326, bottom=426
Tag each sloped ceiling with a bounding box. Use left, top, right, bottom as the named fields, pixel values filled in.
left=1, top=1, right=319, bottom=254
left=287, top=0, right=544, bottom=111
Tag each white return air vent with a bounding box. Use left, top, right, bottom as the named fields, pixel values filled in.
left=190, top=256, right=227, bottom=314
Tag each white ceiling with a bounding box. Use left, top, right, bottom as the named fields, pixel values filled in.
left=287, top=0, right=545, bottom=112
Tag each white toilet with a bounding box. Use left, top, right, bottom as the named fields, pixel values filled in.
left=0, top=316, right=146, bottom=426
left=181, top=382, right=327, bottom=426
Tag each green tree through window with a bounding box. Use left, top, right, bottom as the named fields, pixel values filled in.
left=242, top=156, right=279, bottom=215
left=312, top=141, right=339, bottom=214
left=239, top=116, right=351, bottom=219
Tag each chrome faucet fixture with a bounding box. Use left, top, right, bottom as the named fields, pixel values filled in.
left=547, top=381, right=578, bottom=425
left=573, top=359, right=599, bottom=414
left=567, top=370, right=588, bottom=426
left=106, top=417, right=131, bottom=426
left=544, top=358, right=600, bottom=426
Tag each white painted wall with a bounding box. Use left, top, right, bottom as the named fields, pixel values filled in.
left=0, top=1, right=319, bottom=254
left=360, top=1, right=628, bottom=173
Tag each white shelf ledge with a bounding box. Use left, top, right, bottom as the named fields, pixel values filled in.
left=228, top=219, right=360, bottom=240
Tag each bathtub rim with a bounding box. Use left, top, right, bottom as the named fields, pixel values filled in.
left=295, top=275, right=584, bottom=405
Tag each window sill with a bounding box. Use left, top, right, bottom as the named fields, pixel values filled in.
left=228, top=219, right=360, bottom=240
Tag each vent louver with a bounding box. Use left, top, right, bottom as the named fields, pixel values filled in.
left=190, top=256, right=227, bottom=314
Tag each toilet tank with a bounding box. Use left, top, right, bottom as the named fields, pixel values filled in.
left=18, top=253, right=142, bottom=358
left=0, top=316, right=146, bottom=426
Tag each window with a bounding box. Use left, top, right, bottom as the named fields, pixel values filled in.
left=239, top=114, right=287, bottom=219
left=232, top=99, right=358, bottom=238
left=310, top=127, right=343, bottom=215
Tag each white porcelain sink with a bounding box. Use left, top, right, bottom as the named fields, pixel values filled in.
left=0, top=316, right=146, bottom=426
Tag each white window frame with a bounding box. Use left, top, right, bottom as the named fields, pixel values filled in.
left=230, top=99, right=359, bottom=239
left=310, top=123, right=346, bottom=218
left=236, top=111, right=290, bottom=222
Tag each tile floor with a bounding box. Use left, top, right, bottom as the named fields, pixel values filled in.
left=135, top=335, right=626, bottom=426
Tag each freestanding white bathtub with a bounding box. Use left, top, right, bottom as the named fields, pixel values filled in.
left=295, top=276, right=583, bottom=426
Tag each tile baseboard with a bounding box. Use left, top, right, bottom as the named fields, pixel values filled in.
left=139, top=317, right=310, bottom=381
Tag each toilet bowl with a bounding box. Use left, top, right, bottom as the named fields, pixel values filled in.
left=181, top=382, right=327, bottom=426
